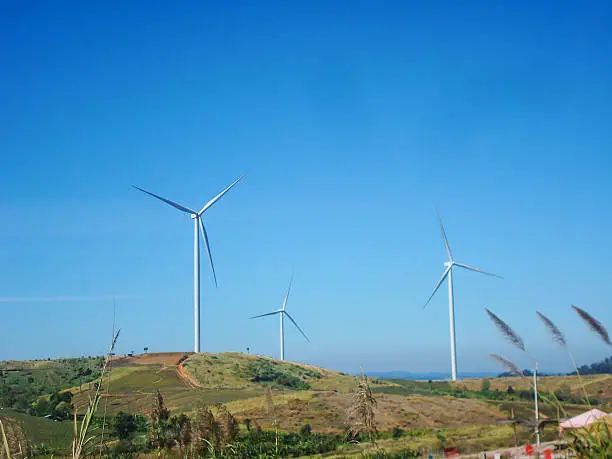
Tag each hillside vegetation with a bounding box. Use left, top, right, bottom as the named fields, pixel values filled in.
left=2, top=352, right=610, bottom=457
left=70, top=352, right=371, bottom=417
left=0, top=356, right=103, bottom=411
left=182, top=352, right=357, bottom=391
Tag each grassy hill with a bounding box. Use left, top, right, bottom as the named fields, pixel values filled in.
left=2, top=352, right=609, bottom=456
left=182, top=352, right=357, bottom=391
left=70, top=352, right=372, bottom=417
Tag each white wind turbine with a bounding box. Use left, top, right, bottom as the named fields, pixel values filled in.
left=133, top=176, right=242, bottom=353
left=250, top=277, right=310, bottom=360
left=423, top=212, right=502, bottom=381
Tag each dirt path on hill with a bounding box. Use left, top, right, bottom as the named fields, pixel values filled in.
left=177, top=361, right=201, bottom=388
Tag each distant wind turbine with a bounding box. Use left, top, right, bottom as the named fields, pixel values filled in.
left=423, top=211, right=502, bottom=381
left=133, top=176, right=243, bottom=353
left=250, top=277, right=310, bottom=360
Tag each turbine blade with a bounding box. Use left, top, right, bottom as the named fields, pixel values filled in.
left=436, top=209, right=453, bottom=261
left=423, top=266, right=451, bottom=309
left=281, top=275, right=293, bottom=311
left=455, top=263, right=503, bottom=279
left=198, top=218, right=217, bottom=287
left=284, top=311, right=310, bottom=342
left=132, top=185, right=196, bottom=214
left=198, top=175, right=243, bottom=215
left=249, top=311, right=281, bottom=319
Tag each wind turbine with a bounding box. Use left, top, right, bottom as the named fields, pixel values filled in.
left=423, top=212, right=502, bottom=381
left=250, top=277, right=310, bottom=360
left=133, top=176, right=242, bottom=353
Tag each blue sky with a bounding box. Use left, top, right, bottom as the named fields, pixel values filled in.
left=1, top=1, right=611, bottom=374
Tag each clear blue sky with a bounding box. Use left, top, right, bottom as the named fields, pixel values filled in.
left=1, top=1, right=611, bottom=375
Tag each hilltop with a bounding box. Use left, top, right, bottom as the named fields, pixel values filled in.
left=71, top=352, right=365, bottom=416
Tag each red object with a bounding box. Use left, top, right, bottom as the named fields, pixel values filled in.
left=525, top=444, right=534, bottom=456
left=443, top=447, right=459, bottom=458
left=544, top=450, right=552, bottom=459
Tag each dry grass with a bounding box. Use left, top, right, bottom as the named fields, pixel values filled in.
left=454, top=374, right=612, bottom=398
left=225, top=391, right=507, bottom=434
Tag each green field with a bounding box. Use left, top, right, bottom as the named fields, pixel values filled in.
left=0, top=409, right=74, bottom=453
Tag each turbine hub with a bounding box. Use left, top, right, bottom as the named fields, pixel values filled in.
left=191, top=214, right=197, bottom=219
left=444, top=261, right=453, bottom=267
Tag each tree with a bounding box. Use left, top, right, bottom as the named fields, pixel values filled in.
left=50, top=391, right=73, bottom=408
left=506, top=385, right=515, bottom=395
left=480, top=379, right=491, bottom=392
left=53, top=401, right=73, bottom=420
left=346, top=371, right=377, bottom=442
left=114, top=412, right=137, bottom=440
left=29, top=397, right=52, bottom=416
left=300, top=423, right=312, bottom=437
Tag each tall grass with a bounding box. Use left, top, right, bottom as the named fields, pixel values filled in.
left=264, top=386, right=279, bottom=457
left=536, top=310, right=590, bottom=407
left=72, top=328, right=120, bottom=459
left=487, top=304, right=612, bottom=458
left=347, top=370, right=378, bottom=444
left=0, top=420, right=11, bottom=459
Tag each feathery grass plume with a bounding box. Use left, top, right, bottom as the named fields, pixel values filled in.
left=572, top=305, right=611, bottom=345
left=191, top=404, right=218, bottom=454
left=536, top=311, right=567, bottom=347
left=537, top=310, right=592, bottom=408
left=216, top=404, right=238, bottom=448
left=347, top=369, right=378, bottom=443
left=489, top=354, right=523, bottom=377
left=485, top=308, right=526, bottom=351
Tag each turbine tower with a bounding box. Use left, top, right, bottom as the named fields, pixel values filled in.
left=250, top=277, right=310, bottom=360
left=133, top=176, right=242, bottom=353
left=423, top=212, right=502, bottom=381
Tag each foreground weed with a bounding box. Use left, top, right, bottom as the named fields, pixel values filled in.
left=72, top=329, right=120, bottom=459
left=0, top=420, right=11, bottom=459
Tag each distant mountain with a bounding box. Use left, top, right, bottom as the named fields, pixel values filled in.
left=363, top=371, right=498, bottom=380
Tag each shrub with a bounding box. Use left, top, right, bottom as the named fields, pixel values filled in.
left=52, top=400, right=73, bottom=420
left=247, top=360, right=312, bottom=389
left=114, top=412, right=137, bottom=440
left=300, top=423, right=312, bottom=437
left=392, top=426, right=404, bottom=439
